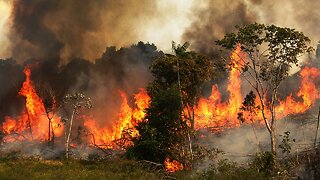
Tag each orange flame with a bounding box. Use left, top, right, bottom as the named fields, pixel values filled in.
left=84, top=89, right=150, bottom=148
left=164, top=158, right=184, bottom=172
left=193, top=45, right=244, bottom=129
left=193, top=45, right=319, bottom=129
left=1, top=46, right=319, bottom=150
left=2, top=66, right=63, bottom=142
left=276, top=66, right=319, bottom=118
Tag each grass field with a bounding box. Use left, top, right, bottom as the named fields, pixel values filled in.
left=0, top=158, right=167, bottom=180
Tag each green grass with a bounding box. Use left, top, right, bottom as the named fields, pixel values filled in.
left=0, top=158, right=162, bottom=180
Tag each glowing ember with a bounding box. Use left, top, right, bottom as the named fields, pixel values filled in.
left=164, top=158, right=184, bottom=172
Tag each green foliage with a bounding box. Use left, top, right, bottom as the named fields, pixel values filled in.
left=127, top=87, right=189, bottom=163
left=250, top=151, right=274, bottom=177
left=150, top=42, right=215, bottom=129
left=278, top=131, right=295, bottom=155
left=237, top=91, right=260, bottom=123
left=150, top=50, right=214, bottom=104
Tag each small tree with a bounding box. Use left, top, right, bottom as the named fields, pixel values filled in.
left=37, top=82, right=61, bottom=148
left=63, top=93, right=92, bottom=158
left=216, top=23, right=313, bottom=165
left=127, top=87, right=189, bottom=164
left=237, top=91, right=260, bottom=150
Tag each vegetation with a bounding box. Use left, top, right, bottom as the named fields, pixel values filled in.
left=0, top=157, right=162, bottom=180
left=149, top=42, right=215, bottom=129
left=216, top=23, right=313, bottom=165
left=62, top=93, right=92, bottom=159
left=127, top=87, right=189, bottom=164
left=1, top=23, right=319, bottom=179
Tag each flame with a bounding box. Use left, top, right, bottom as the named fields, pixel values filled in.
left=132, top=88, right=151, bottom=126
left=164, top=158, right=184, bottom=172
left=193, top=45, right=244, bottom=129
left=276, top=66, right=320, bottom=118
left=2, top=66, right=63, bottom=142
left=193, top=45, right=319, bottom=129
left=84, top=89, right=150, bottom=148
left=1, top=45, right=319, bottom=150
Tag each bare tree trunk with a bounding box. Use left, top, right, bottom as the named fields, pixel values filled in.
left=51, top=121, right=55, bottom=148
left=314, top=106, right=320, bottom=148
left=48, top=119, right=51, bottom=147
left=187, top=132, right=193, bottom=160
left=66, top=109, right=75, bottom=159
left=270, top=125, right=277, bottom=166
left=270, top=89, right=278, bottom=167
left=191, top=105, right=195, bottom=130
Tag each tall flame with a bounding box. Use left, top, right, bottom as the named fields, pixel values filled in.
left=2, top=66, right=63, bottom=142
left=193, top=45, right=244, bottom=129
left=0, top=45, right=319, bottom=167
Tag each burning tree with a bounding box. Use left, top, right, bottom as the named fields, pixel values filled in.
left=216, top=23, right=313, bottom=165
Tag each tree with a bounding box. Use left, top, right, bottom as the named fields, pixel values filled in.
left=216, top=23, right=313, bottom=165
left=149, top=42, right=215, bottom=129
left=63, top=93, right=92, bottom=158
left=127, top=87, right=189, bottom=164
left=237, top=91, right=260, bottom=150
left=36, top=82, right=61, bottom=148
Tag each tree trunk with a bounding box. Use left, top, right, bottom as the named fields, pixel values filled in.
left=270, top=89, right=277, bottom=167
left=66, top=109, right=75, bottom=159
left=191, top=106, right=195, bottom=130
left=51, top=122, right=55, bottom=148
left=314, top=106, right=320, bottom=148
left=48, top=119, right=51, bottom=147
left=270, top=125, right=277, bottom=166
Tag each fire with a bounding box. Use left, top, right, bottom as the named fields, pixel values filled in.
left=84, top=89, right=150, bottom=148
left=193, top=45, right=319, bottom=129
left=2, top=66, right=63, bottom=142
left=193, top=45, right=244, bottom=129
left=132, top=88, right=151, bottom=126
left=1, top=46, right=318, bottom=151
left=164, top=158, right=184, bottom=172
left=276, top=66, right=320, bottom=118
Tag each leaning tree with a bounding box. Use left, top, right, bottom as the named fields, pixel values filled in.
left=216, top=23, right=313, bottom=165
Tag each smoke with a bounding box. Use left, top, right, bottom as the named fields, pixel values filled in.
left=182, top=0, right=255, bottom=58
left=183, top=0, right=320, bottom=57
left=198, top=114, right=319, bottom=163
left=5, top=0, right=157, bottom=63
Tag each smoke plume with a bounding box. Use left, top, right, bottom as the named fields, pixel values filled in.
left=183, top=0, right=320, bottom=57
left=7, top=0, right=157, bottom=63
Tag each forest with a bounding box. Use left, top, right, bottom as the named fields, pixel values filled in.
left=0, top=1, right=320, bottom=179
